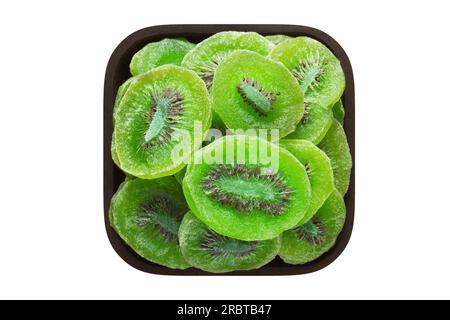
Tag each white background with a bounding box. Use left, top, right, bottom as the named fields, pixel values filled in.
left=0, top=0, right=449, bottom=300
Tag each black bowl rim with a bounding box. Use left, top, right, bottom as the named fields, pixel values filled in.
left=103, top=24, right=355, bottom=276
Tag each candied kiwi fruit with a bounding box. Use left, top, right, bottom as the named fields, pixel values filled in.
left=181, top=31, right=272, bottom=90
left=183, top=135, right=311, bottom=241
left=114, top=65, right=211, bottom=179
left=130, top=38, right=195, bottom=76
left=112, top=77, right=137, bottom=168
left=318, top=119, right=352, bottom=195
left=269, top=36, right=345, bottom=108
left=265, top=34, right=292, bottom=45
left=285, top=101, right=333, bottom=144
left=332, top=99, right=345, bottom=125
left=174, top=167, right=186, bottom=185
left=279, top=189, right=346, bottom=264
left=212, top=50, right=304, bottom=139
left=113, top=77, right=136, bottom=118
left=109, top=177, right=190, bottom=269
left=280, top=139, right=334, bottom=226
left=179, top=212, right=280, bottom=273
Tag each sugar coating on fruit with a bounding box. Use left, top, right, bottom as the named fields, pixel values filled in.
left=182, top=135, right=312, bottom=241
left=269, top=37, right=345, bottom=108
left=130, top=38, right=195, bottom=76
left=285, top=102, right=333, bottom=144
left=200, top=228, right=259, bottom=257
left=142, top=88, right=184, bottom=148
left=318, top=119, right=352, bottom=195
left=178, top=212, right=281, bottom=273
left=181, top=31, right=272, bottom=90
left=237, top=79, right=276, bottom=116
left=212, top=50, right=304, bottom=139
left=113, top=65, right=211, bottom=179
left=294, top=217, right=325, bottom=245
left=136, top=197, right=183, bottom=242
left=203, top=164, right=291, bottom=215
left=265, top=34, right=292, bottom=45
left=279, top=139, right=334, bottom=226
left=292, top=52, right=325, bottom=94
left=197, top=53, right=228, bottom=90
left=279, top=189, right=346, bottom=265
left=109, top=177, right=190, bottom=269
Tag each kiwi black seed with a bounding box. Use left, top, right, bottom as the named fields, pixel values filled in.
left=179, top=212, right=281, bottom=273
left=113, top=65, right=211, bottom=179
left=181, top=31, right=272, bottom=91
left=294, top=217, right=325, bottom=245
left=183, top=135, right=311, bottom=241
left=109, top=177, right=190, bottom=269
left=141, top=87, right=184, bottom=148
left=202, top=164, right=291, bottom=215
left=269, top=37, right=345, bottom=108
left=279, top=189, right=346, bottom=265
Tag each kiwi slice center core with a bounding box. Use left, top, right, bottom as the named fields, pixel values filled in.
left=237, top=78, right=276, bottom=116
left=203, top=164, right=290, bottom=214
left=137, top=198, right=181, bottom=241
left=292, top=53, right=325, bottom=94
left=143, top=88, right=184, bottom=147
left=201, top=230, right=258, bottom=257
left=214, top=176, right=280, bottom=201
left=295, top=217, right=325, bottom=245
left=198, top=54, right=227, bottom=90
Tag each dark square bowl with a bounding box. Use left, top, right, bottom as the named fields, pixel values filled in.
left=104, top=24, right=354, bottom=275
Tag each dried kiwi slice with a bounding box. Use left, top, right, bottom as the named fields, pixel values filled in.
left=212, top=50, right=304, bottom=139
left=130, top=38, right=195, bottom=76
left=114, top=65, right=211, bottom=179
left=279, top=189, right=346, bottom=264
left=114, top=78, right=135, bottom=114
left=332, top=99, right=345, bottom=125
left=183, top=135, right=311, bottom=241
left=269, top=37, right=345, bottom=108
left=285, top=101, right=333, bottom=144
left=174, top=167, right=186, bottom=185
left=179, top=212, right=280, bottom=273
left=280, top=139, right=334, bottom=226
left=112, top=77, right=137, bottom=168
left=181, top=31, right=272, bottom=90
left=109, top=177, right=190, bottom=269
left=318, top=119, right=352, bottom=195
left=265, top=34, right=292, bottom=45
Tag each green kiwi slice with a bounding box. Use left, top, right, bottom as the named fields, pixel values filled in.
left=183, top=135, right=311, bottom=241
left=111, top=131, right=120, bottom=167
left=285, top=101, right=333, bottom=144
left=280, top=139, right=334, bottom=226
left=212, top=50, right=304, bottom=139
left=174, top=166, right=186, bottom=185
left=114, top=65, right=211, bottom=179
left=113, top=77, right=136, bottom=124
left=279, top=189, right=346, bottom=264
left=179, top=212, right=280, bottom=273
left=269, top=37, right=345, bottom=108
left=181, top=31, right=272, bottom=90
left=173, top=114, right=227, bottom=185
left=318, top=119, right=352, bottom=195
left=265, top=34, right=292, bottom=45
left=109, top=177, right=190, bottom=269
left=112, top=77, right=137, bottom=168
left=130, top=38, right=195, bottom=76
left=332, top=99, right=345, bottom=125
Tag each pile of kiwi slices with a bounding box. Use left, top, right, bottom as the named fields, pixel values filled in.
left=110, top=31, right=352, bottom=273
